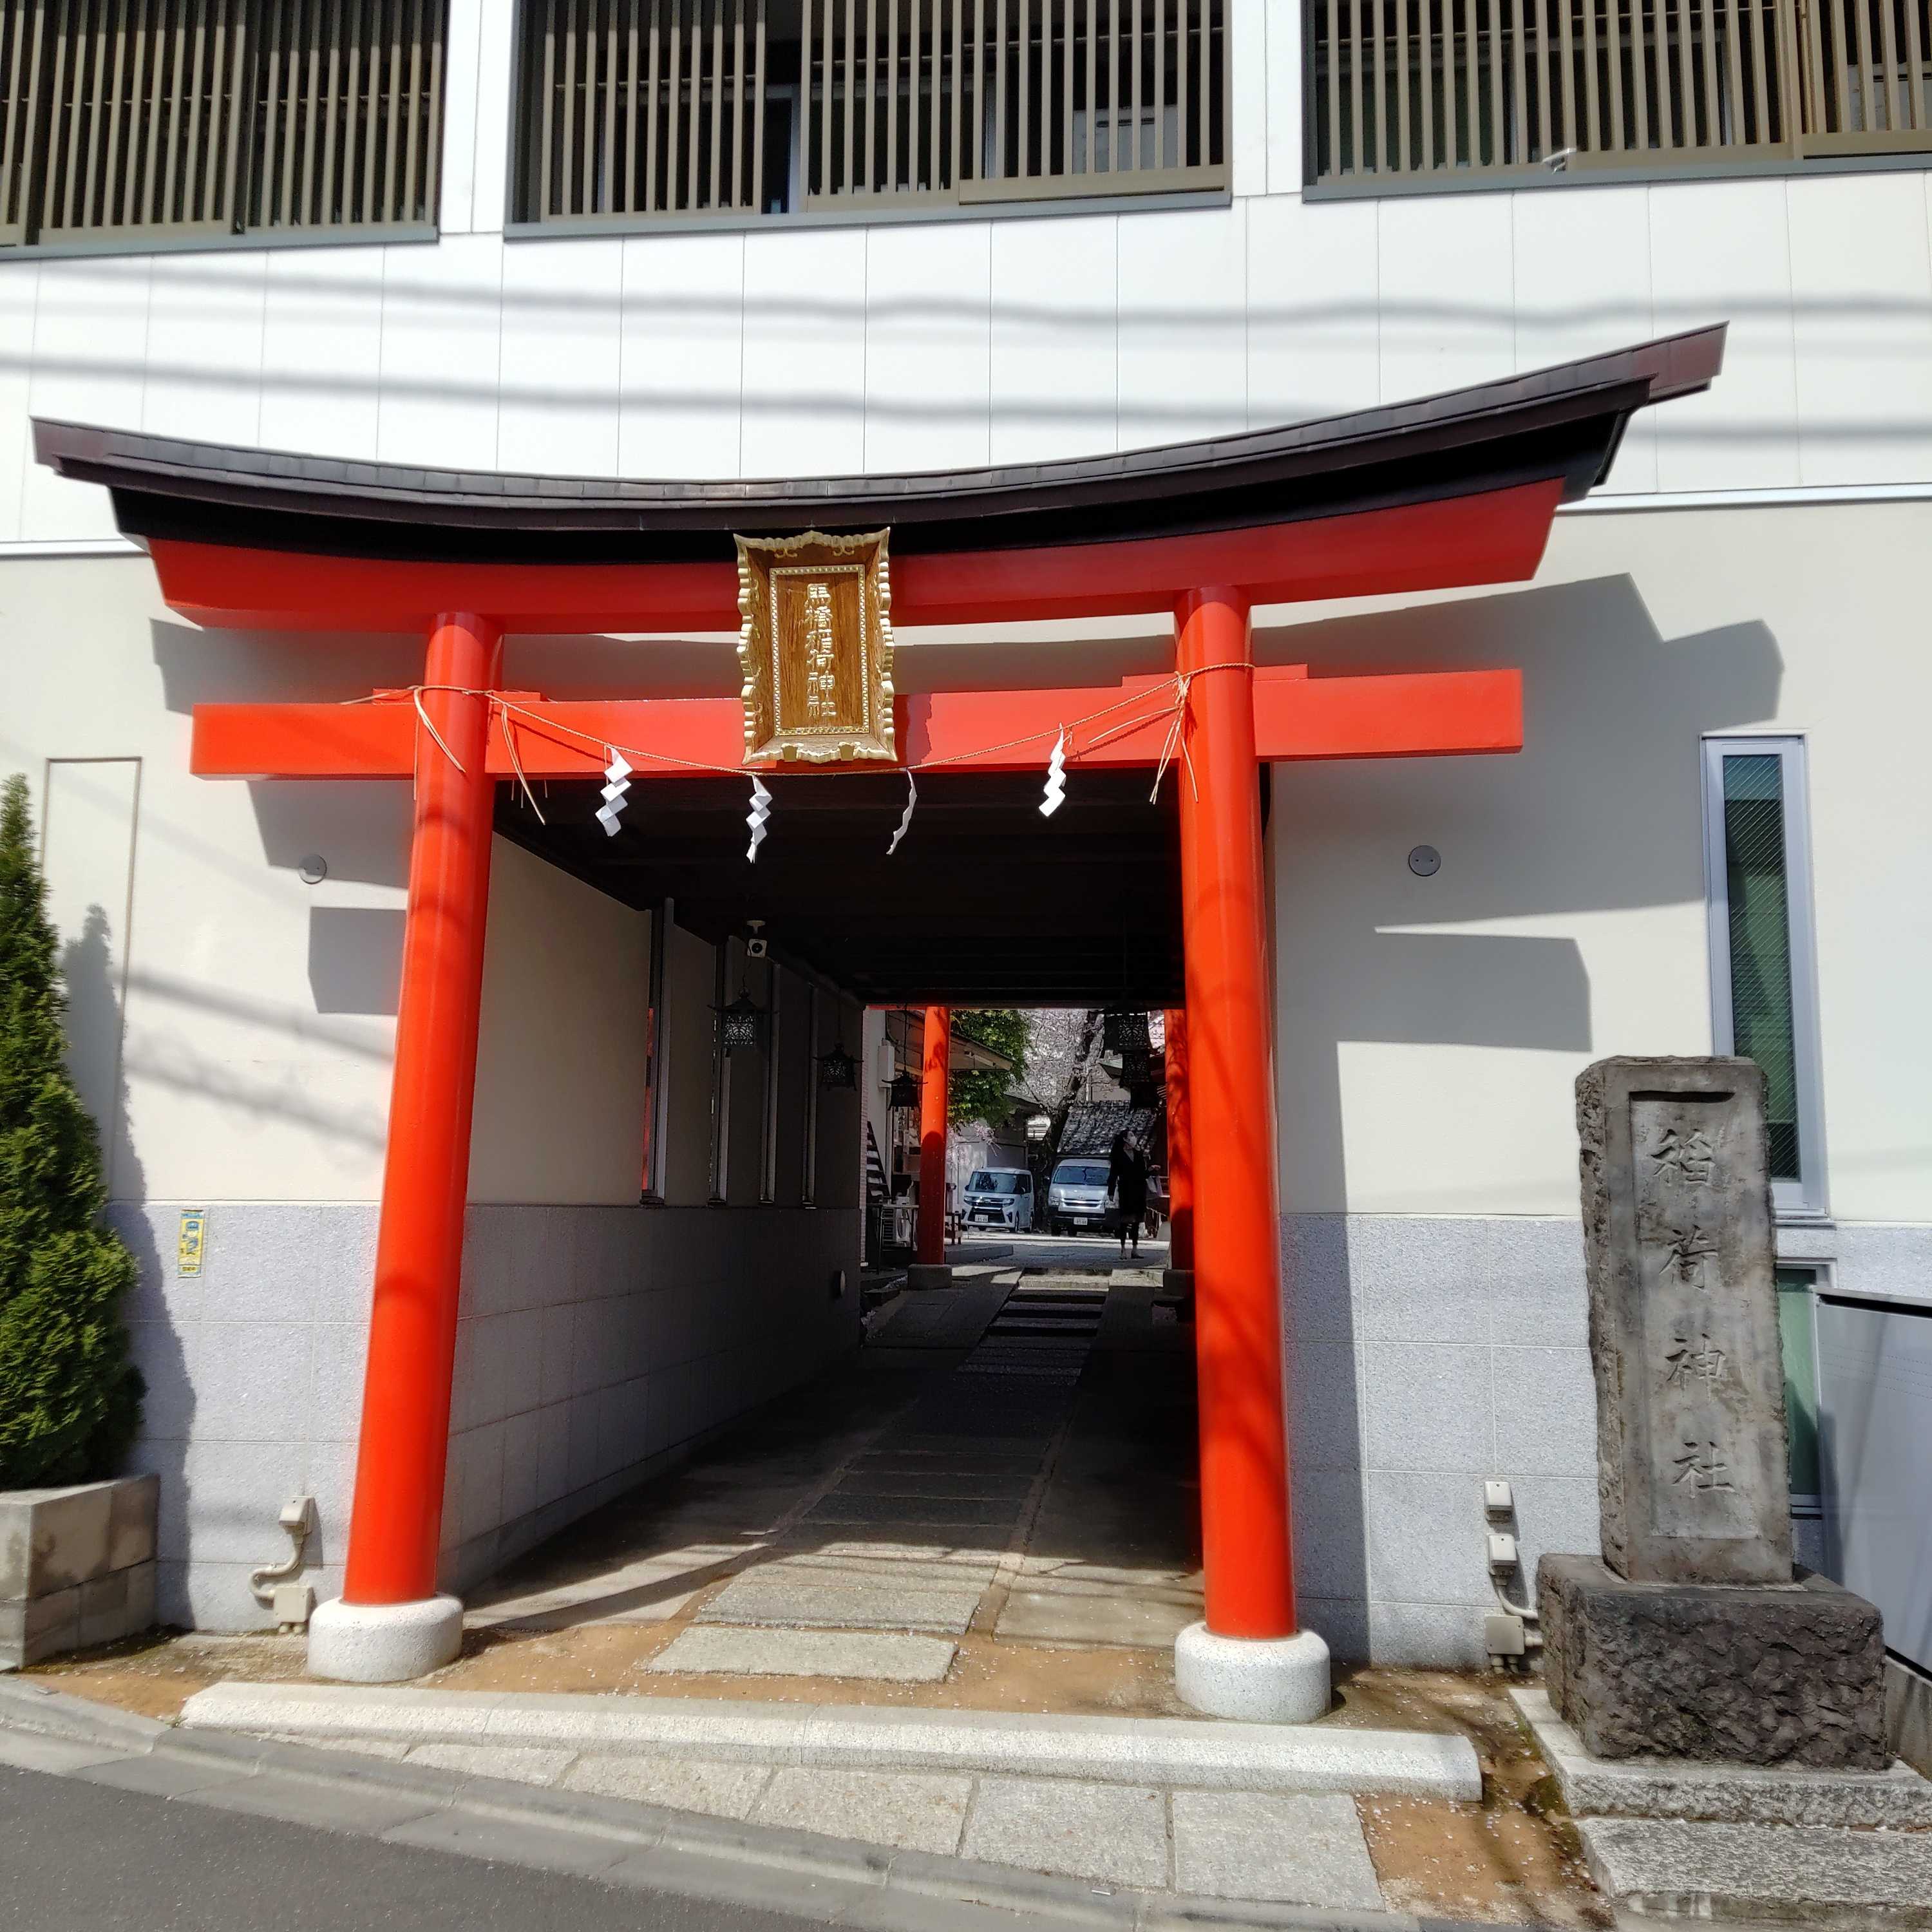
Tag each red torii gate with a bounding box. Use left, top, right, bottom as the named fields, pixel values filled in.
left=37, top=325, right=1722, bottom=1715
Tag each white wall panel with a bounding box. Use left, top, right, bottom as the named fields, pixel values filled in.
left=1228, top=0, right=1271, bottom=198
left=23, top=258, right=151, bottom=539
left=989, top=215, right=1117, bottom=463
left=619, top=233, right=746, bottom=478
left=864, top=221, right=991, bottom=472
left=1117, top=204, right=1247, bottom=450
left=469, top=840, right=651, bottom=1204
left=1647, top=179, right=1800, bottom=493
left=376, top=232, right=505, bottom=469
left=142, top=254, right=268, bottom=446
left=439, top=0, right=488, bottom=235
left=0, top=264, right=37, bottom=543
left=1264, top=0, right=1304, bottom=194
left=740, top=227, right=867, bottom=478
left=259, top=247, right=387, bottom=460
left=469, top=0, right=519, bottom=236
left=497, top=238, right=624, bottom=475
left=1787, top=173, right=1932, bottom=486
left=1377, top=193, right=1513, bottom=404
left=1247, top=195, right=1378, bottom=426
left=1513, top=187, right=1655, bottom=492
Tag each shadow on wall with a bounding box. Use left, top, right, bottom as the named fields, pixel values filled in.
left=63, top=905, right=191, bottom=1575
left=1263, top=572, right=1785, bottom=1211
left=309, top=908, right=405, bottom=1016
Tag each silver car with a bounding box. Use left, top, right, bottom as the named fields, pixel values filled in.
left=1046, top=1159, right=1114, bottom=1236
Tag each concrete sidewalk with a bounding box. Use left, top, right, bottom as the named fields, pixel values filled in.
left=0, top=1677, right=1457, bottom=1931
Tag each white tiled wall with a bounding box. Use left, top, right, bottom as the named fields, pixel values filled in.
left=110, top=1198, right=860, bottom=1631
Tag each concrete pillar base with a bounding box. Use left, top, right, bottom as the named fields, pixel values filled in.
left=905, top=1264, right=954, bottom=1291
left=308, top=1594, right=463, bottom=1683
left=1159, top=1267, right=1195, bottom=1300
left=1174, top=1621, right=1332, bottom=1724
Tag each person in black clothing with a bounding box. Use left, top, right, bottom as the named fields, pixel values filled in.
left=1108, top=1133, right=1150, bottom=1260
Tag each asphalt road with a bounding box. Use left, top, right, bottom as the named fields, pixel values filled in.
left=0, top=1763, right=826, bottom=1932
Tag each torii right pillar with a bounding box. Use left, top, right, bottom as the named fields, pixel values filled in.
left=1171, top=587, right=1327, bottom=1723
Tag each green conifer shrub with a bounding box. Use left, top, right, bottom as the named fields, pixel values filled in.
left=0, top=773, right=143, bottom=1488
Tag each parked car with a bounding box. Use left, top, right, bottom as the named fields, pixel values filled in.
left=961, top=1167, right=1034, bottom=1232
left=1045, top=1158, right=1115, bottom=1236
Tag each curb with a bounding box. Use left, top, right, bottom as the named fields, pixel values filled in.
left=180, top=1682, right=1484, bottom=1802
left=1, top=1681, right=1454, bottom=1932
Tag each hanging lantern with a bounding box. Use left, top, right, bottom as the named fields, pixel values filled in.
left=1103, top=1009, right=1151, bottom=1053
left=719, top=992, right=764, bottom=1055
left=887, top=1070, right=920, bottom=1110
left=817, top=1043, right=858, bottom=1090
left=1119, top=1046, right=1155, bottom=1087
left=1128, top=1083, right=1161, bottom=1110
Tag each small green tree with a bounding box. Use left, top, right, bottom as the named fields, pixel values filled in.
left=949, top=1009, right=1031, bottom=1129
left=0, top=773, right=142, bottom=1488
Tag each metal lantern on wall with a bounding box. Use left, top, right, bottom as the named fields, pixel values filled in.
left=817, top=1043, right=858, bottom=1090
left=719, top=991, right=764, bottom=1055
left=887, top=1070, right=920, bottom=1111
left=1103, top=1009, right=1151, bottom=1053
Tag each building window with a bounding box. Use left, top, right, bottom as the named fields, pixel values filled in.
left=0, top=2, right=447, bottom=254
left=509, top=0, right=1227, bottom=227
left=1776, top=1265, right=1822, bottom=1510
left=1702, top=735, right=1826, bottom=1217
left=1307, top=0, right=1932, bottom=193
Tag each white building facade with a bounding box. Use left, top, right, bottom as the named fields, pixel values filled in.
left=5, top=0, right=1929, bottom=1673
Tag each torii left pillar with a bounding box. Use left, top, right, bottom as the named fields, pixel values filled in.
left=308, top=614, right=500, bottom=1682
left=908, top=1005, right=953, bottom=1289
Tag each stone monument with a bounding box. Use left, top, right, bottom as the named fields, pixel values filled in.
left=1538, top=1056, right=1888, bottom=1768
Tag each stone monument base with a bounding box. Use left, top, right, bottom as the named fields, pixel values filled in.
left=1539, top=1554, right=1888, bottom=1769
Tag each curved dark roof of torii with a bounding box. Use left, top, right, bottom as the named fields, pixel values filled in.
left=33, top=326, right=1723, bottom=567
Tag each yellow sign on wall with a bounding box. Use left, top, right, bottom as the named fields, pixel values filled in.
left=177, top=1209, right=206, bottom=1277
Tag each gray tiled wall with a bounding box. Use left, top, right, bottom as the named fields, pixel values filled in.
left=109, top=1200, right=860, bottom=1631
left=1282, top=1214, right=1600, bottom=1666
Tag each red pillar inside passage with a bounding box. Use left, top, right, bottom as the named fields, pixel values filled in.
left=916, top=1006, right=951, bottom=1267
left=1164, top=1006, right=1195, bottom=1274
left=342, top=614, right=500, bottom=1605
left=1175, top=589, right=1299, bottom=1640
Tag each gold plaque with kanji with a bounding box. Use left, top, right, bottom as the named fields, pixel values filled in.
left=735, top=529, right=896, bottom=764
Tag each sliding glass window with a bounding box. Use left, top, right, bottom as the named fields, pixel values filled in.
left=1702, top=736, right=1826, bottom=1217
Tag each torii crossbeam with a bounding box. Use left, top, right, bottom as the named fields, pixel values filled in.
left=34, top=325, right=1725, bottom=1713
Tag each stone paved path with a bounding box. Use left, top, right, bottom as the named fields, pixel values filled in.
left=465, top=1257, right=1202, bottom=1676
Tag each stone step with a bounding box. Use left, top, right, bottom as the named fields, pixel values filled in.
left=1578, top=1815, right=1932, bottom=1927
left=182, top=1682, right=1483, bottom=1800
left=1513, top=1686, right=1932, bottom=1828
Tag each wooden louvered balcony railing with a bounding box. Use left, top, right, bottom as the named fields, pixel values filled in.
left=1308, top=0, right=1932, bottom=187
left=511, top=0, right=1228, bottom=224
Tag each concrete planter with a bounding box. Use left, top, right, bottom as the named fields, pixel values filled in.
left=1, top=1474, right=158, bottom=1670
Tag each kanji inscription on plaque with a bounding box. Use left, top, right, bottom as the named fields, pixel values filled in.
left=735, top=529, right=896, bottom=764
left=1577, top=1057, right=1792, bottom=1586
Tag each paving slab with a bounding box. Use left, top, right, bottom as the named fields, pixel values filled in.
left=753, top=1766, right=972, bottom=1855
left=647, top=1627, right=960, bottom=1683
left=993, top=1589, right=1199, bottom=1648
left=695, top=1576, right=985, bottom=1634
left=802, top=1494, right=1025, bottom=1528
left=961, top=1776, right=1168, bottom=1888
left=1578, top=1815, right=1932, bottom=1926
left=187, top=1767, right=449, bottom=1835
left=1513, top=1685, right=1932, bottom=1828
left=1170, top=1790, right=1383, bottom=1909
left=562, top=1752, right=773, bottom=1819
